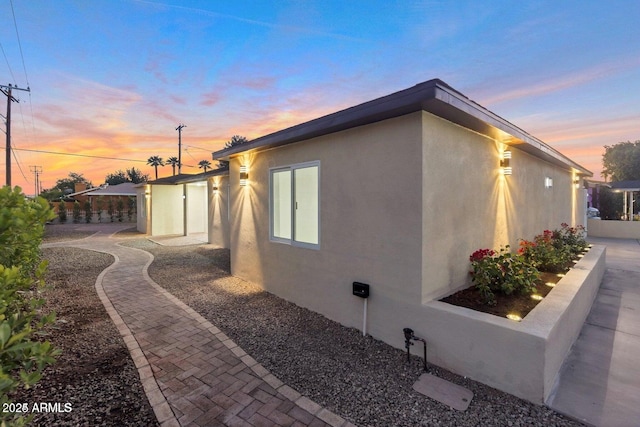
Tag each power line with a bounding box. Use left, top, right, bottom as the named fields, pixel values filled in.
left=4, top=146, right=148, bottom=163
left=11, top=147, right=28, bottom=181
left=0, top=42, right=16, bottom=83
left=10, top=0, right=29, bottom=86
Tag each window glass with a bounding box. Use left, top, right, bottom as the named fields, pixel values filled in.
left=294, top=166, right=319, bottom=245
left=272, top=169, right=292, bottom=240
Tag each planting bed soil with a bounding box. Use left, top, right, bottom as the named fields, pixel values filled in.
left=441, top=271, right=562, bottom=319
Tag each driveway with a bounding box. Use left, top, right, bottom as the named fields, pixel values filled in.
left=547, top=237, right=640, bottom=426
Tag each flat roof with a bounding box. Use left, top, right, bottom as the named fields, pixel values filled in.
left=146, top=169, right=228, bottom=185
left=610, top=180, right=640, bottom=191
left=213, top=78, right=591, bottom=176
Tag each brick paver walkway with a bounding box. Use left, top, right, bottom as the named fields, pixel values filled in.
left=44, top=225, right=354, bottom=427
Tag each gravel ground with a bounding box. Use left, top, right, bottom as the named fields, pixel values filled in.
left=9, top=226, right=158, bottom=426
left=121, top=238, right=586, bottom=427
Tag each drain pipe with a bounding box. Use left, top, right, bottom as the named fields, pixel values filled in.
left=403, top=328, right=428, bottom=372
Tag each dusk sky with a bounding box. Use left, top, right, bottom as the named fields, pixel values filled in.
left=1, top=0, right=638, bottom=195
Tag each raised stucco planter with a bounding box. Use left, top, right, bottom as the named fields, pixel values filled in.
left=423, top=245, right=606, bottom=404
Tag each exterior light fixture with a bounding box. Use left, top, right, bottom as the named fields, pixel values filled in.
left=545, top=177, right=553, bottom=188
left=500, top=150, right=512, bottom=175
left=573, top=178, right=581, bottom=189
left=239, top=165, right=249, bottom=186
left=506, top=313, right=522, bottom=322
left=212, top=185, right=219, bottom=194
left=546, top=282, right=556, bottom=287
left=531, top=294, right=543, bottom=301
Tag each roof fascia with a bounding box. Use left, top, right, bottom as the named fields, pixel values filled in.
left=213, top=79, right=592, bottom=176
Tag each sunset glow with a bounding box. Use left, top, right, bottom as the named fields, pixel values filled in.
left=1, top=1, right=638, bottom=195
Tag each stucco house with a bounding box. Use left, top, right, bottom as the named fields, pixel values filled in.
left=211, top=78, right=594, bottom=401
left=136, top=170, right=229, bottom=247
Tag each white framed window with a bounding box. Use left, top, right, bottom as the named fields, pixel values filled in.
left=269, top=161, right=320, bottom=249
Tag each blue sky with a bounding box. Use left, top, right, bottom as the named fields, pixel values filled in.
left=1, top=0, right=638, bottom=191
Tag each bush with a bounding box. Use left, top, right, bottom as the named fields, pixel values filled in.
left=0, top=187, right=59, bottom=426
left=519, top=224, right=586, bottom=273
left=556, top=223, right=588, bottom=256
left=57, top=201, right=66, bottom=223
left=72, top=201, right=81, bottom=223
left=116, top=199, right=124, bottom=222
left=83, top=200, right=92, bottom=223
left=96, top=196, right=104, bottom=223
left=107, top=199, right=115, bottom=222
left=127, top=197, right=135, bottom=221
left=469, top=246, right=539, bottom=305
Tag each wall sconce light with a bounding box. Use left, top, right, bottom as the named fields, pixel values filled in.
left=212, top=185, right=219, bottom=194
left=573, top=178, right=580, bottom=189
left=545, top=177, right=553, bottom=188
left=500, top=150, right=512, bottom=175
left=239, top=165, right=249, bottom=186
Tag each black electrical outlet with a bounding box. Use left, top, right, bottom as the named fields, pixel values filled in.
left=352, top=282, right=370, bottom=298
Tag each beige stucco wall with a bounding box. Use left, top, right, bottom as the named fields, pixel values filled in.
left=209, top=176, right=230, bottom=248
left=226, top=110, right=589, bottom=401
left=229, top=112, right=424, bottom=331
left=420, top=112, right=586, bottom=301
left=150, top=185, right=184, bottom=236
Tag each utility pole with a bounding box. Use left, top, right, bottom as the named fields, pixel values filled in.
left=176, top=124, right=186, bottom=175
left=1, top=83, right=30, bottom=187
left=29, top=165, right=42, bottom=197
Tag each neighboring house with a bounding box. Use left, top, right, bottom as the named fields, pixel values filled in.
left=136, top=170, right=229, bottom=247
left=57, top=182, right=138, bottom=220
left=212, top=78, right=591, bottom=398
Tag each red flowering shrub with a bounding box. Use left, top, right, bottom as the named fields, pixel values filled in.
left=469, top=246, right=539, bottom=305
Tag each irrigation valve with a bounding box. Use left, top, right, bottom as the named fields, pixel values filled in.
left=403, top=327, right=428, bottom=372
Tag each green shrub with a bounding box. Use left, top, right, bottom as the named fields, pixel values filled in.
left=469, top=246, right=539, bottom=305
left=57, top=201, right=66, bottom=223
left=107, top=199, right=115, bottom=222
left=83, top=200, right=92, bottom=223
left=72, top=201, right=81, bottom=223
left=116, top=199, right=124, bottom=222
left=127, top=197, right=135, bottom=221
left=519, top=226, right=582, bottom=273
left=0, top=187, right=59, bottom=426
left=96, top=196, right=104, bottom=223
left=556, top=223, right=588, bottom=256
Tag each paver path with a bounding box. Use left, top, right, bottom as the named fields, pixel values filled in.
left=44, top=225, right=352, bottom=427
left=547, top=237, right=640, bottom=427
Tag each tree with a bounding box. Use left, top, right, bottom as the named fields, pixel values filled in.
left=198, top=159, right=212, bottom=173
left=147, top=156, right=165, bottom=180
left=217, top=135, right=248, bottom=169
left=167, top=157, right=179, bottom=176
left=602, top=140, right=640, bottom=182
left=40, top=172, right=92, bottom=201
left=105, top=167, right=148, bottom=185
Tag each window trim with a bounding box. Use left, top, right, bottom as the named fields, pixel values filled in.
left=269, top=160, right=320, bottom=249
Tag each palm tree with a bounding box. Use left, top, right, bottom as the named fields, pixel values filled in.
left=198, top=159, right=212, bottom=173
left=167, top=156, right=179, bottom=176
left=147, top=155, right=165, bottom=180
